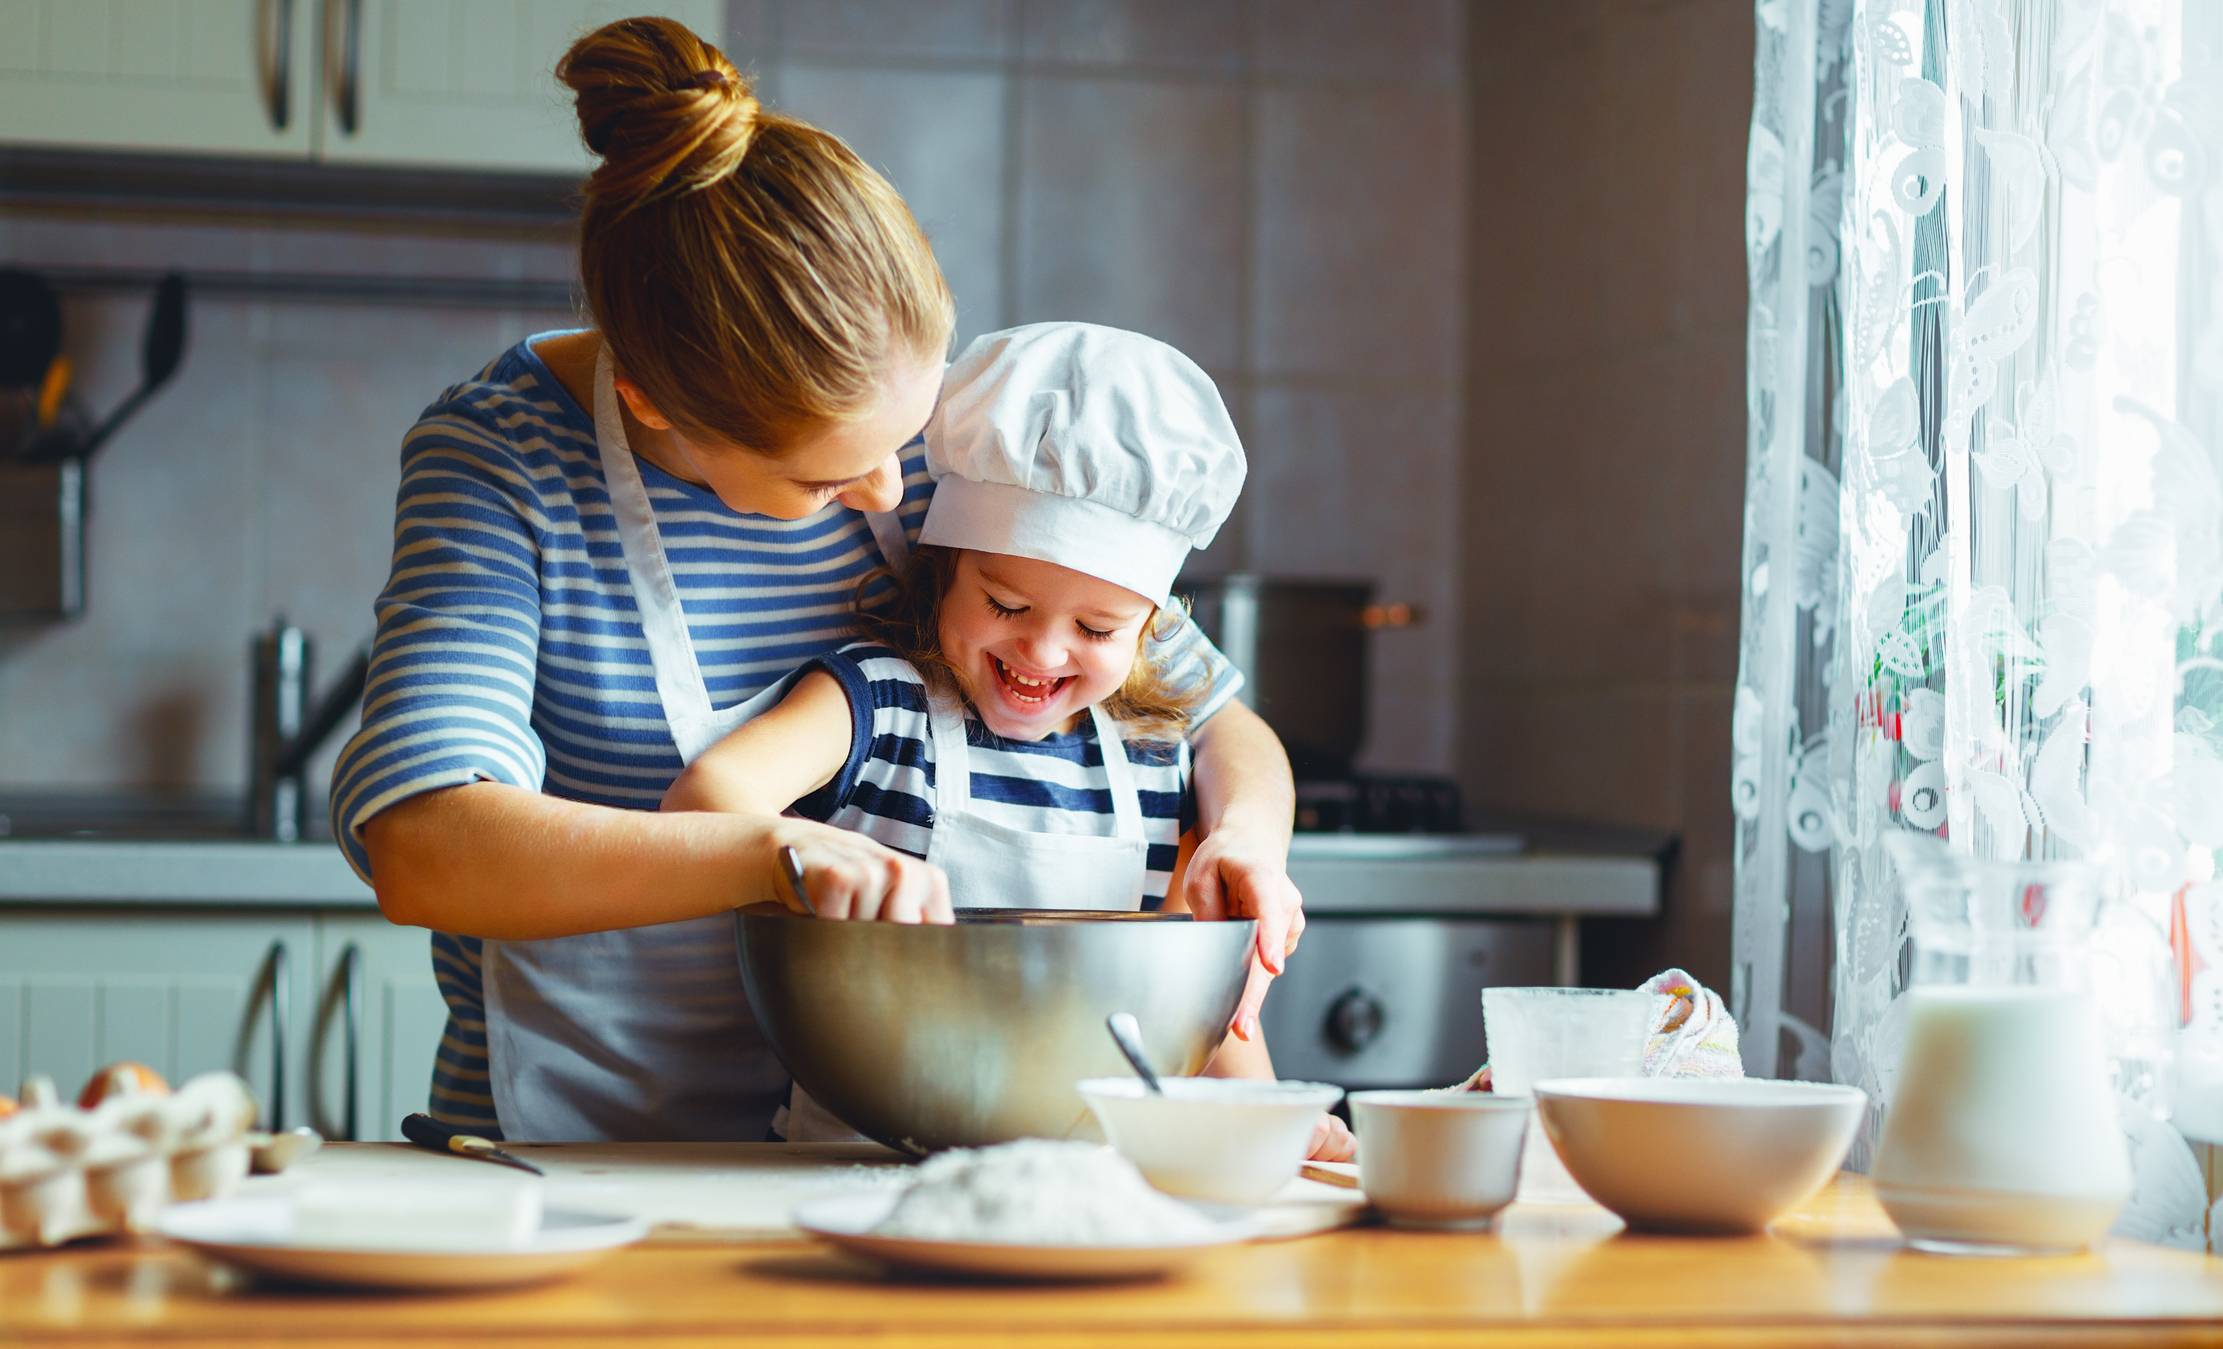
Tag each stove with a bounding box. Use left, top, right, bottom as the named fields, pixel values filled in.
left=1263, top=786, right=1668, bottom=1092
left=1293, top=772, right=1465, bottom=834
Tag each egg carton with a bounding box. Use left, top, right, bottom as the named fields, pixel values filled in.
left=0, top=1072, right=256, bottom=1251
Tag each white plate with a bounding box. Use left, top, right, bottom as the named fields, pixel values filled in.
left=793, top=1190, right=1252, bottom=1281
left=154, top=1196, right=649, bottom=1291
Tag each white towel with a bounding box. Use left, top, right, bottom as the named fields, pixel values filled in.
left=1638, top=968, right=1744, bottom=1079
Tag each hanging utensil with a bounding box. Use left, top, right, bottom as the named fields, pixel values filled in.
left=0, top=268, right=62, bottom=458
left=43, top=271, right=188, bottom=463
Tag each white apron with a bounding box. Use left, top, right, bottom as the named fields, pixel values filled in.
left=483, top=346, right=910, bottom=1141
left=783, top=687, right=1149, bottom=1140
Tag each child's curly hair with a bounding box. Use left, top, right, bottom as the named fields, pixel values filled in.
left=856, top=546, right=1209, bottom=744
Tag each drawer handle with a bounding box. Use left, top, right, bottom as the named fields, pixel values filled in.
left=233, top=940, right=291, bottom=1130
left=340, top=942, right=361, bottom=1141
left=264, top=0, right=294, bottom=131
left=328, top=0, right=362, bottom=135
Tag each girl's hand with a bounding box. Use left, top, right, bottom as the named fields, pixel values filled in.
left=1307, top=1112, right=1356, bottom=1162
left=780, top=824, right=954, bottom=924
left=1182, top=830, right=1305, bottom=1041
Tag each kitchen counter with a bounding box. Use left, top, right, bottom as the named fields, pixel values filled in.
left=5, top=1161, right=2220, bottom=1346
left=0, top=840, right=374, bottom=906
left=0, top=832, right=1658, bottom=917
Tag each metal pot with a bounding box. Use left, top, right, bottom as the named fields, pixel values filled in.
left=735, top=907, right=1254, bottom=1154
left=1178, top=574, right=1421, bottom=776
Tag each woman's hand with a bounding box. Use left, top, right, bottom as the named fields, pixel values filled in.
left=1307, top=1112, right=1356, bottom=1162
left=779, top=822, right=954, bottom=924
left=1182, top=828, right=1306, bottom=1041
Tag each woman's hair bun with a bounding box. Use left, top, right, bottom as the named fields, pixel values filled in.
left=558, top=16, right=760, bottom=207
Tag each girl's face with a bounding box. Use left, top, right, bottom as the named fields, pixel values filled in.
left=939, top=551, right=1155, bottom=740
left=614, top=354, right=942, bottom=520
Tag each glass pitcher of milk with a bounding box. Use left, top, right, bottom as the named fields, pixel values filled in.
left=1870, top=833, right=2132, bottom=1255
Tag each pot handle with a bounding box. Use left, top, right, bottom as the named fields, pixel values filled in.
left=1361, top=602, right=1424, bottom=630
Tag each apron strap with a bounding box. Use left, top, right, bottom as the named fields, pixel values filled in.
left=1088, top=705, right=1147, bottom=841
left=594, top=345, right=714, bottom=732
left=928, top=687, right=1146, bottom=843
left=925, top=686, right=974, bottom=817
left=864, top=506, right=910, bottom=569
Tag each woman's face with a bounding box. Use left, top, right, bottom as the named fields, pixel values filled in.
left=615, top=354, right=943, bottom=520
left=938, top=551, right=1156, bottom=741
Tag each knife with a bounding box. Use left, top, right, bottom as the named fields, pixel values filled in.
left=399, top=1112, right=546, bottom=1176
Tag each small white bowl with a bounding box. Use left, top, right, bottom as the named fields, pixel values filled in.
left=1534, top=1077, right=1866, bottom=1234
left=1349, top=1091, right=1532, bottom=1230
left=1078, top=1077, right=1344, bottom=1205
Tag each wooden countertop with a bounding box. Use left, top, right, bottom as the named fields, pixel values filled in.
left=5, top=1164, right=2221, bottom=1346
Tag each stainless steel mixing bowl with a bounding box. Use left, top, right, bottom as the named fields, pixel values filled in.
left=734, top=907, right=1256, bottom=1154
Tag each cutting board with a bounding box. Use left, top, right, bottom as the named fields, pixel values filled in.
left=256, top=1144, right=1367, bottom=1246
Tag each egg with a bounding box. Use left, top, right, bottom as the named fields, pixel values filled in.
left=77, top=1061, right=170, bottom=1110
left=0, top=1095, right=17, bottom=1120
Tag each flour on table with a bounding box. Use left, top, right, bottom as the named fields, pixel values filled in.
left=871, top=1140, right=1217, bottom=1245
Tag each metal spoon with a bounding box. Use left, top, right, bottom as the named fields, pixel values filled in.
left=777, top=844, right=818, bottom=917
left=1105, top=1012, right=1164, bottom=1094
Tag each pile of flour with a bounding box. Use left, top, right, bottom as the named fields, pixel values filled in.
left=871, top=1140, right=1218, bottom=1245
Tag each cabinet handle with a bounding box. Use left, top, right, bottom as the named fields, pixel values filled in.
left=269, top=940, right=290, bottom=1131
left=328, top=0, right=362, bottom=136
left=264, top=0, right=294, bottom=131
left=340, top=942, right=362, bottom=1142
left=307, top=941, right=366, bottom=1141
left=230, top=939, right=291, bottom=1131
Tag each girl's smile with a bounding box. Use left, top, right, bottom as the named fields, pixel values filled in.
left=940, top=551, right=1154, bottom=740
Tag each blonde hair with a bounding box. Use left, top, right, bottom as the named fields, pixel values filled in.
left=558, top=16, right=954, bottom=451
left=857, top=548, right=1208, bottom=744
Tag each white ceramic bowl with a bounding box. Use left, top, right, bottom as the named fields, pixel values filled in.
left=1078, top=1078, right=1344, bottom=1205
left=1533, top=1077, right=1866, bottom=1234
left=1349, top=1091, right=1532, bottom=1230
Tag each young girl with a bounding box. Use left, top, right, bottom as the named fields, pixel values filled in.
left=664, top=322, right=1353, bottom=1161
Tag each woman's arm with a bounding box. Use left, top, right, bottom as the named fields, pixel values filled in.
left=372, top=672, right=950, bottom=936
left=1180, top=699, right=1306, bottom=1042
left=368, top=782, right=800, bottom=938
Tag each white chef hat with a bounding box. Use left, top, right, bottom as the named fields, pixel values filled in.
left=920, top=323, right=1246, bottom=607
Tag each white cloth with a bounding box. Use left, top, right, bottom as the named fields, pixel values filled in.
left=1637, top=968, right=1744, bottom=1079
left=921, top=322, right=1245, bottom=605
left=783, top=687, right=1150, bottom=1143
left=481, top=345, right=910, bottom=1142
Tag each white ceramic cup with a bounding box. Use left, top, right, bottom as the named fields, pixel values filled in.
left=1349, top=1091, right=1533, bottom=1230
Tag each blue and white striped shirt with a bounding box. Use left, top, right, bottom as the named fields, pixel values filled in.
left=328, top=333, right=1237, bottom=1136
left=799, top=642, right=1193, bottom=905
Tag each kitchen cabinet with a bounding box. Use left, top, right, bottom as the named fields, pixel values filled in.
left=0, top=0, right=721, bottom=173
left=0, top=0, right=318, bottom=157
left=320, top=0, right=719, bottom=171
left=0, top=909, right=318, bottom=1127
left=0, top=907, right=439, bottom=1142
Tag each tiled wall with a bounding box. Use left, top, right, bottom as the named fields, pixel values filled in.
left=1458, top=0, right=1753, bottom=991
left=0, top=0, right=1468, bottom=807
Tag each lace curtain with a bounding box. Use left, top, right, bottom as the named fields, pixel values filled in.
left=1736, top=0, right=2223, bottom=1250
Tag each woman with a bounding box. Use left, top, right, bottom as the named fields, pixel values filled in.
left=329, top=15, right=1304, bottom=1143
